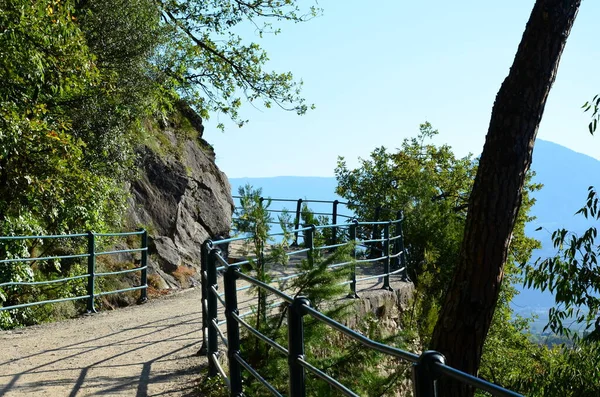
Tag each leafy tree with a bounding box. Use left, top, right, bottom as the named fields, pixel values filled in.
left=336, top=123, right=473, bottom=282
left=153, top=0, right=318, bottom=129
left=0, top=0, right=124, bottom=237
left=336, top=123, right=541, bottom=343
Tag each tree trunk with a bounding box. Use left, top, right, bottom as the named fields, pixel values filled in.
left=430, top=1, right=581, bottom=396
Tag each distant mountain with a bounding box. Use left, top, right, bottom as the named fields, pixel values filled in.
left=229, top=140, right=600, bottom=324
left=528, top=139, right=600, bottom=234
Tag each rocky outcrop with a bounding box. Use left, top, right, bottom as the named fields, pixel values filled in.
left=127, top=109, right=233, bottom=289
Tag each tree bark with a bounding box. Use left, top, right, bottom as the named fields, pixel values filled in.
left=430, top=1, right=581, bottom=396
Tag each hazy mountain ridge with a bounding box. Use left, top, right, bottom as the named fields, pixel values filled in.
left=229, top=139, right=600, bottom=323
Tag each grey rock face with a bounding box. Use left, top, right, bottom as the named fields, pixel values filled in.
left=127, top=115, right=233, bottom=289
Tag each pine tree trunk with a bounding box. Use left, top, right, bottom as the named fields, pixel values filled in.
left=430, top=1, right=581, bottom=396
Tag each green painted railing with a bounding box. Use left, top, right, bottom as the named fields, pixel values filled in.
left=0, top=230, right=148, bottom=315
left=201, top=199, right=522, bottom=396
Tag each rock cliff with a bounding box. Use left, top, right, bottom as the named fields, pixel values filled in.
left=127, top=103, right=233, bottom=289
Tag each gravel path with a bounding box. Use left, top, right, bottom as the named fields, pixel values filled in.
left=0, top=288, right=206, bottom=397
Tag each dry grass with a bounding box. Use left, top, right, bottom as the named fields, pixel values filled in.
left=172, top=265, right=196, bottom=288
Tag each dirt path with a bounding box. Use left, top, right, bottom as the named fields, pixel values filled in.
left=0, top=288, right=205, bottom=397
left=0, top=248, right=410, bottom=397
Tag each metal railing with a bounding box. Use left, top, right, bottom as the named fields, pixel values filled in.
left=199, top=220, right=523, bottom=396
left=0, top=230, right=148, bottom=315
left=231, top=196, right=398, bottom=248
left=232, top=195, right=404, bottom=258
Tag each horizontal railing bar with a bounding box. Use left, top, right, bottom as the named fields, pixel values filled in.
left=302, top=199, right=343, bottom=204
left=273, top=259, right=354, bottom=284
left=230, top=259, right=252, bottom=267
left=306, top=211, right=335, bottom=216
left=272, top=272, right=304, bottom=283
left=354, top=256, right=386, bottom=264
left=357, top=220, right=392, bottom=226
left=218, top=284, right=253, bottom=298
left=267, top=231, right=289, bottom=236
left=212, top=319, right=228, bottom=348
left=360, top=237, right=387, bottom=244
left=94, top=247, right=147, bottom=256
left=233, top=196, right=300, bottom=203
left=95, top=266, right=146, bottom=277
left=236, top=271, right=293, bottom=303
left=388, top=234, right=403, bottom=241
left=235, top=353, right=284, bottom=397
left=328, top=261, right=353, bottom=269
left=215, top=253, right=229, bottom=267
left=211, top=285, right=227, bottom=308
left=0, top=294, right=90, bottom=311
left=233, top=312, right=288, bottom=356
left=259, top=208, right=291, bottom=214
left=216, top=266, right=227, bottom=272
left=0, top=253, right=89, bottom=264
left=297, top=357, right=359, bottom=397
left=95, top=285, right=146, bottom=297
left=237, top=300, right=287, bottom=320
left=355, top=274, right=385, bottom=283
left=0, top=233, right=87, bottom=240
left=210, top=353, right=230, bottom=388
left=389, top=251, right=402, bottom=259
left=313, top=222, right=354, bottom=230
left=314, top=242, right=348, bottom=251
left=95, top=231, right=145, bottom=237
left=211, top=235, right=253, bottom=246
left=435, top=362, right=524, bottom=397
left=0, top=274, right=89, bottom=288
left=387, top=267, right=406, bottom=276
left=302, top=304, right=419, bottom=363
left=286, top=248, right=310, bottom=256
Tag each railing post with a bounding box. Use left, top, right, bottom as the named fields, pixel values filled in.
left=396, top=211, right=409, bottom=282
left=293, top=198, right=303, bottom=246
left=207, top=247, right=220, bottom=377
left=306, top=225, right=315, bottom=266
left=198, top=240, right=212, bottom=356
left=391, top=212, right=401, bottom=271
left=348, top=220, right=358, bottom=298
left=224, top=263, right=243, bottom=396
left=412, top=350, right=445, bottom=397
left=369, top=206, right=381, bottom=258
left=382, top=222, right=392, bottom=291
left=86, top=231, right=96, bottom=313
left=288, top=297, right=309, bottom=397
left=331, top=200, right=339, bottom=246
left=138, top=229, right=148, bottom=304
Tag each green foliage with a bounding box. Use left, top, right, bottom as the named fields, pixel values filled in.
left=0, top=0, right=122, bottom=234
left=157, top=0, right=318, bottom=129
left=582, top=94, right=600, bottom=135
left=335, top=123, right=474, bottom=284
left=336, top=123, right=541, bottom=343
left=525, top=186, right=600, bottom=341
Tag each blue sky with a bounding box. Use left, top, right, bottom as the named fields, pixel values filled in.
left=203, top=0, right=600, bottom=178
